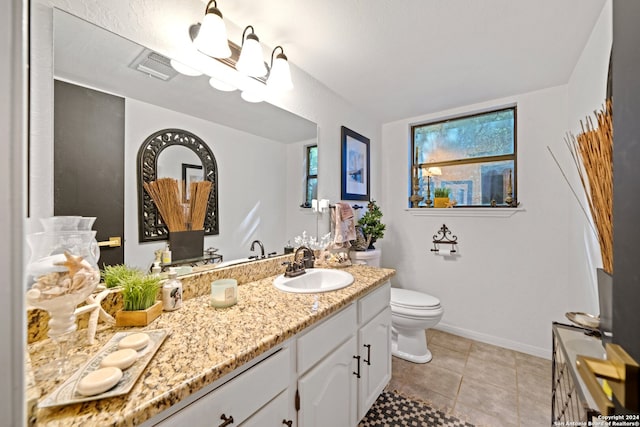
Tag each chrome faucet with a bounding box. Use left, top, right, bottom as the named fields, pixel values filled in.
left=250, top=240, right=265, bottom=259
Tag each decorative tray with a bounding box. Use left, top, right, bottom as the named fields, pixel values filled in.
left=565, top=312, right=600, bottom=330
left=39, top=329, right=169, bottom=408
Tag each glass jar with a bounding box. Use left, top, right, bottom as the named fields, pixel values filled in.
left=26, top=221, right=101, bottom=377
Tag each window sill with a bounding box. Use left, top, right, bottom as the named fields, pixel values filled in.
left=406, top=207, right=524, bottom=218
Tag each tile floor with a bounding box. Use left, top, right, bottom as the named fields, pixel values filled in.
left=387, top=329, right=552, bottom=427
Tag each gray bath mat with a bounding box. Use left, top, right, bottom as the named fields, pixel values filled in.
left=359, top=390, right=474, bottom=427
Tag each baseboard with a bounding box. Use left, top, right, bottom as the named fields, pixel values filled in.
left=435, top=323, right=552, bottom=360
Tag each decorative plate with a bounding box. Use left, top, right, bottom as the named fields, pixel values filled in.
left=565, top=312, right=600, bottom=330
left=39, top=329, right=169, bottom=408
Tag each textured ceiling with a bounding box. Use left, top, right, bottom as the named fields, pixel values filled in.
left=218, top=0, right=607, bottom=122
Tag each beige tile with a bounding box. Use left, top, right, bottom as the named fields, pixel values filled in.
left=430, top=329, right=473, bottom=354
left=515, top=351, right=552, bottom=371
left=390, top=331, right=555, bottom=427
left=429, top=343, right=468, bottom=374
left=515, top=351, right=552, bottom=379
left=517, top=364, right=552, bottom=388
left=470, top=341, right=517, bottom=367
left=464, top=353, right=517, bottom=392
left=391, top=356, right=463, bottom=399
left=453, top=402, right=518, bottom=427
left=387, top=378, right=456, bottom=414
left=519, top=396, right=551, bottom=426
left=426, top=328, right=437, bottom=341
left=517, top=367, right=552, bottom=407
left=456, top=376, right=519, bottom=422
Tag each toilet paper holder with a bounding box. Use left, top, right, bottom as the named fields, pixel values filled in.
left=430, top=224, right=458, bottom=254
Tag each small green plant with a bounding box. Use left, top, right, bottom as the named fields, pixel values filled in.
left=121, top=274, right=161, bottom=311
left=102, top=264, right=143, bottom=288
left=434, top=187, right=451, bottom=198
left=357, top=200, right=386, bottom=242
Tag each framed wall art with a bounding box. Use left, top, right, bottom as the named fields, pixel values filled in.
left=341, top=126, right=370, bottom=201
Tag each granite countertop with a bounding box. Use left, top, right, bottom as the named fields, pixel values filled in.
left=29, top=265, right=395, bottom=426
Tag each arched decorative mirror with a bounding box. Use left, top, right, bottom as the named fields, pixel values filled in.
left=137, top=128, right=219, bottom=242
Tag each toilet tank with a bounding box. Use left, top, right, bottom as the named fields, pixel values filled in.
left=350, top=249, right=381, bottom=267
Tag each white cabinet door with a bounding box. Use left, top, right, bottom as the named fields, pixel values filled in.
left=298, top=335, right=358, bottom=427
left=241, top=390, right=295, bottom=427
left=357, top=307, right=392, bottom=420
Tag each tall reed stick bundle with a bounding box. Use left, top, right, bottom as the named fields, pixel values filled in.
left=566, top=99, right=613, bottom=273
left=189, top=181, right=212, bottom=230
left=143, top=178, right=186, bottom=232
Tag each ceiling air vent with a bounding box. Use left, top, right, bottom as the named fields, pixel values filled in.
left=129, top=49, right=178, bottom=81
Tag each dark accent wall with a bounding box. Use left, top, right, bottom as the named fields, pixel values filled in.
left=612, top=3, right=640, bottom=362
left=54, top=80, right=125, bottom=266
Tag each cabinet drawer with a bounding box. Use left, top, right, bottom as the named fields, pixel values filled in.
left=241, top=390, right=293, bottom=426
left=297, top=303, right=357, bottom=374
left=157, top=347, right=290, bottom=426
left=358, top=282, right=390, bottom=326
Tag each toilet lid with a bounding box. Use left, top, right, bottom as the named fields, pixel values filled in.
left=391, top=288, right=441, bottom=309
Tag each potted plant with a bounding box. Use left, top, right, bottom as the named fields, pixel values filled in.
left=101, top=264, right=143, bottom=288
left=103, top=264, right=162, bottom=326
left=357, top=200, right=386, bottom=250
left=433, top=187, right=451, bottom=208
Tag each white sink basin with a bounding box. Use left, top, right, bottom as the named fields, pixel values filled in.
left=273, top=268, right=354, bottom=293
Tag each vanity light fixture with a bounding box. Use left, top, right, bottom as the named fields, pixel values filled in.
left=267, top=46, right=294, bottom=91
left=170, top=59, right=203, bottom=77
left=236, top=26, right=268, bottom=78
left=193, top=0, right=231, bottom=59
left=188, top=9, right=294, bottom=98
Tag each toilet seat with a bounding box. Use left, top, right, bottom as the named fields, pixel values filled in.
left=390, top=288, right=442, bottom=319
left=390, top=288, right=441, bottom=309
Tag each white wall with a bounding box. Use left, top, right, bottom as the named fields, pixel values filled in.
left=382, top=86, right=572, bottom=358
left=125, top=99, right=290, bottom=270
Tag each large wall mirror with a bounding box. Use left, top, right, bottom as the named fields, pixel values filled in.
left=48, top=9, right=319, bottom=268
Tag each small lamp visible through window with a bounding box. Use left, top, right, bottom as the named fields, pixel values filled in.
left=424, top=167, right=442, bottom=208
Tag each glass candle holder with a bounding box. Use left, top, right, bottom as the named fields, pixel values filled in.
left=210, top=279, right=237, bottom=308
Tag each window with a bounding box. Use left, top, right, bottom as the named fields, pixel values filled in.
left=304, top=145, right=318, bottom=207
left=411, top=107, right=516, bottom=207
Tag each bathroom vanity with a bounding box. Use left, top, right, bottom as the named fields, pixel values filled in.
left=28, top=264, right=394, bottom=426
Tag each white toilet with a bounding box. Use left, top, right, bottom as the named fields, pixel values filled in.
left=389, top=288, right=443, bottom=363
left=351, top=249, right=444, bottom=364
